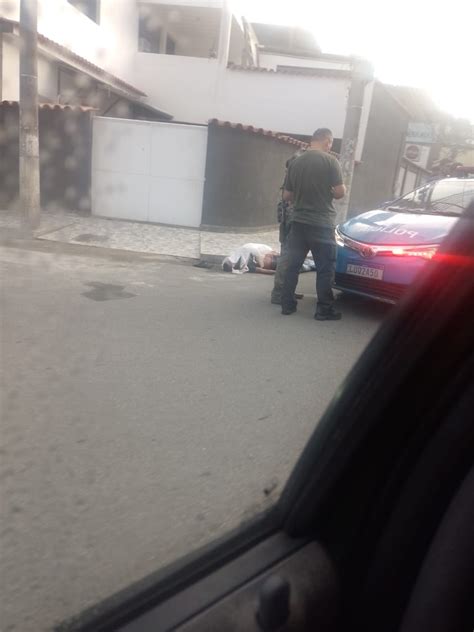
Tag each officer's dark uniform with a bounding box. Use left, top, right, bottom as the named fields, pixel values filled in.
left=270, top=148, right=306, bottom=304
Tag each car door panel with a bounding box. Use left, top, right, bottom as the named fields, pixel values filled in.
left=120, top=542, right=338, bottom=632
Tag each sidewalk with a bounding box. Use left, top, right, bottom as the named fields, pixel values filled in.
left=0, top=210, right=280, bottom=262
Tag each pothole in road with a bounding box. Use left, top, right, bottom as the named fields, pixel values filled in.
left=82, top=281, right=136, bottom=301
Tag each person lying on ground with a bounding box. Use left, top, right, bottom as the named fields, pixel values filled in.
left=222, top=244, right=278, bottom=274
left=222, top=244, right=316, bottom=276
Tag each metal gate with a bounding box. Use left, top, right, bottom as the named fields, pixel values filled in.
left=92, top=117, right=208, bottom=228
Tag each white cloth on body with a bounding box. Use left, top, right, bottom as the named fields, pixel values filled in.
left=222, top=243, right=273, bottom=274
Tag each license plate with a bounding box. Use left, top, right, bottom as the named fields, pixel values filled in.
left=346, top=263, right=384, bottom=280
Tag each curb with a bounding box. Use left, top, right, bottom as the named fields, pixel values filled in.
left=198, top=253, right=225, bottom=265
left=0, top=237, right=199, bottom=266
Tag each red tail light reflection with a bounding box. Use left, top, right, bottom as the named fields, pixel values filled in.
left=391, top=246, right=438, bottom=260
left=432, top=253, right=474, bottom=266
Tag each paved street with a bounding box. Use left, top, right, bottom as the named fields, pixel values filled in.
left=0, top=243, right=389, bottom=631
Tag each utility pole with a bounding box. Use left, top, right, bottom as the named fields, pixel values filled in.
left=0, top=31, right=3, bottom=102
left=19, top=0, right=40, bottom=230
left=335, top=57, right=373, bottom=223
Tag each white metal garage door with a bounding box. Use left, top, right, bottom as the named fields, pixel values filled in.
left=91, top=117, right=208, bottom=228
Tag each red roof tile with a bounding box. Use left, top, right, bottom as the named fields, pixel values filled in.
left=1, top=100, right=96, bottom=112
left=208, top=119, right=308, bottom=148
left=227, top=63, right=351, bottom=79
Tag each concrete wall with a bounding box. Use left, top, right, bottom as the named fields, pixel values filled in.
left=216, top=70, right=349, bottom=136
left=259, top=52, right=351, bottom=71
left=2, top=36, right=58, bottom=101
left=355, top=79, right=374, bottom=162
left=134, top=53, right=220, bottom=122
left=0, top=103, right=19, bottom=207
left=92, top=117, right=208, bottom=227
left=140, top=0, right=225, bottom=7
left=0, top=103, right=92, bottom=211
left=132, top=54, right=349, bottom=134
left=349, top=82, right=408, bottom=216
left=132, top=50, right=349, bottom=135
left=38, top=55, right=59, bottom=100
left=201, top=123, right=298, bottom=229
left=1, top=36, right=19, bottom=100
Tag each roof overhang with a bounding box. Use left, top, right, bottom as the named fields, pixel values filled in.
left=1, top=99, right=97, bottom=112
left=1, top=17, right=145, bottom=101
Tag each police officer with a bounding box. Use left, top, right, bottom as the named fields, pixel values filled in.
left=270, top=147, right=306, bottom=305
left=281, top=128, right=345, bottom=320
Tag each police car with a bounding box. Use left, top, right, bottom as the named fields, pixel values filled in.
left=335, top=177, right=474, bottom=303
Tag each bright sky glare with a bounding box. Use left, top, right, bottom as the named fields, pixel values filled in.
left=237, top=0, right=474, bottom=122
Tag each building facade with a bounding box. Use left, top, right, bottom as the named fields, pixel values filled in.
left=3, top=0, right=448, bottom=224
left=1, top=0, right=355, bottom=137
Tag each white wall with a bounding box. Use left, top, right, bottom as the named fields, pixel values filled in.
left=132, top=53, right=349, bottom=135
left=1, top=0, right=138, bottom=87
left=2, top=35, right=63, bottom=101
left=216, top=70, right=349, bottom=136
left=259, top=52, right=351, bottom=72
left=133, top=52, right=349, bottom=134
left=355, top=79, right=374, bottom=162
left=92, top=117, right=208, bottom=227
left=38, top=56, right=58, bottom=100
left=1, top=37, right=19, bottom=101
left=134, top=53, right=220, bottom=123
left=140, top=0, right=225, bottom=8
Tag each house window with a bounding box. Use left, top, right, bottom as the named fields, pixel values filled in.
left=67, top=0, right=100, bottom=24
left=138, top=15, right=163, bottom=54
left=137, top=4, right=221, bottom=59
left=138, top=10, right=177, bottom=54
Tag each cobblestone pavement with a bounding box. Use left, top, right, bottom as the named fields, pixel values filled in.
left=1, top=210, right=279, bottom=260
left=200, top=229, right=280, bottom=258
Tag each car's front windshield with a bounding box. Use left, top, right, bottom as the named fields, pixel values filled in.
left=428, top=180, right=473, bottom=217
left=387, top=183, right=431, bottom=212
left=388, top=180, right=473, bottom=217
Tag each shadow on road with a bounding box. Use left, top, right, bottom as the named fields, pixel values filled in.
left=335, top=291, right=394, bottom=322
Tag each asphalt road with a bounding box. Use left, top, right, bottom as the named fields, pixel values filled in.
left=0, top=243, right=390, bottom=631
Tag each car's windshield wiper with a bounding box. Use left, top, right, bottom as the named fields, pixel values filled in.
left=386, top=206, right=426, bottom=213
left=386, top=206, right=461, bottom=217
left=424, top=210, right=461, bottom=217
